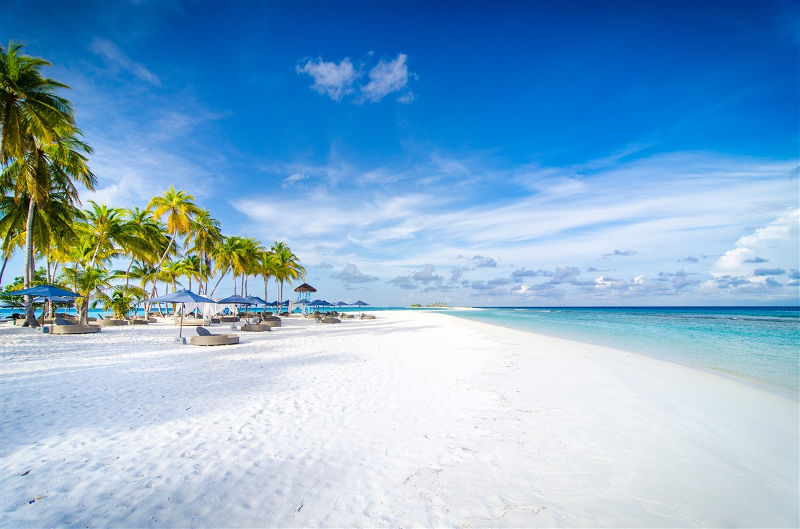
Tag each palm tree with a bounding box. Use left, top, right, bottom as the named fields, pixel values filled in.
left=1, top=131, right=95, bottom=325
left=185, top=208, right=222, bottom=294
left=259, top=249, right=278, bottom=305
left=122, top=207, right=170, bottom=288
left=209, top=235, right=238, bottom=297
left=271, top=241, right=305, bottom=312
left=159, top=260, right=184, bottom=294
left=98, top=285, right=147, bottom=320
left=146, top=186, right=199, bottom=296
left=179, top=255, right=205, bottom=292
left=79, top=201, right=126, bottom=267
left=0, top=42, right=73, bottom=165
left=61, top=265, right=112, bottom=325
left=0, top=43, right=94, bottom=326
left=238, top=237, right=263, bottom=297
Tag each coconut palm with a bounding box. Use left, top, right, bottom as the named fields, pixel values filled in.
left=146, top=186, right=199, bottom=296
left=259, top=249, right=278, bottom=305
left=159, top=260, right=184, bottom=294
left=0, top=132, right=95, bottom=324
left=121, top=207, right=170, bottom=288
left=271, top=241, right=305, bottom=311
left=185, top=208, right=222, bottom=294
left=97, top=284, right=147, bottom=320
left=0, top=42, right=74, bottom=165
left=209, top=235, right=238, bottom=297
left=179, top=254, right=206, bottom=292
left=79, top=201, right=127, bottom=267
left=61, top=265, right=112, bottom=325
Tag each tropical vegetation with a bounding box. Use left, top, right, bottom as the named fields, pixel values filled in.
left=0, top=43, right=305, bottom=324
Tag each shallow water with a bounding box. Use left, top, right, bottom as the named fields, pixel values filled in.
left=447, top=306, right=800, bottom=396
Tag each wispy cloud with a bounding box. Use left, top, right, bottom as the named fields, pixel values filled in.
left=603, top=249, right=637, bottom=258
left=230, top=150, right=799, bottom=304
left=89, top=38, right=160, bottom=85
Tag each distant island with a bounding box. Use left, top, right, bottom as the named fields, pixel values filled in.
left=410, top=302, right=449, bottom=308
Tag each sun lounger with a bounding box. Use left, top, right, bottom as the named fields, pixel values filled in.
left=49, top=320, right=101, bottom=334
left=189, top=326, right=239, bottom=346
left=321, top=316, right=341, bottom=324
left=177, top=318, right=204, bottom=326
left=240, top=323, right=272, bottom=332
left=95, top=318, right=129, bottom=326
left=360, top=314, right=376, bottom=320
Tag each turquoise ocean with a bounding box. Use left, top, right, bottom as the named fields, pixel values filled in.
left=445, top=306, right=799, bottom=397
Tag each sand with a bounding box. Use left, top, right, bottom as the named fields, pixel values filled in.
left=1, top=310, right=797, bottom=527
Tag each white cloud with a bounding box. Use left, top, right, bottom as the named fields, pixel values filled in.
left=296, top=53, right=413, bottom=104
left=361, top=54, right=410, bottom=102
left=89, top=38, right=160, bottom=85
left=712, top=209, right=799, bottom=279
left=296, top=57, right=358, bottom=101
left=332, top=263, right=379, bottom=284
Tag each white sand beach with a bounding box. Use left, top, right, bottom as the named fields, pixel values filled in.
left=1, top=310, right=797, bottom=528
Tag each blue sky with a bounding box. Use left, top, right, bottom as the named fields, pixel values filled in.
left=2, top=0, right=798, bottom=305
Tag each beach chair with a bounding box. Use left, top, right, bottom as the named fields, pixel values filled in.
left=189, top=326, right=239, bottom=346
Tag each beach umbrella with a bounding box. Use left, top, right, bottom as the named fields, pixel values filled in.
left=242, top=296, right=267, bottom=318
left=146, top=289, right=215, bottom=338
left=353, top=300, right=369, bottom=317
left=244, top=295, right=267, bottom=306
left=217, top=294, right=256, bottom=321
left=13, top=284, right=79, bottom=298
left=12, top=285, right=79, bottom=321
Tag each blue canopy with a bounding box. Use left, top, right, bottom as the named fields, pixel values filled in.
left=216, top=294, right=254, bottom=305
left=243, top=295, right=267, bottom=305
left=12, top=284, right=79, bottom=298
left=312, top=299, right=333, bottom=306
left=146, top=289, right=215, bottom=304
left=353, top=300, right=369, bottom=306
left=336, top=301, right=348, bottom=307
left=32, top=295, right=75, bottom=303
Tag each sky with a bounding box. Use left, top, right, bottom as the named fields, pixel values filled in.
left=1, top=0, right=798, bottom=306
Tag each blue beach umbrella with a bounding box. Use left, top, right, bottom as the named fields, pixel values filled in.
left=216, top=294, right=254, bottom=315
left=353, top=300, right=369, bottom=317
left=146, top=289, right=216, bottom=337
left=13, top=284, right=79, bottom=298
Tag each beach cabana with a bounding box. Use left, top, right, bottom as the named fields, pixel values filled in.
left=146, top=289, right=215, bottom=339
left=292, top=283, right=317, bottom=315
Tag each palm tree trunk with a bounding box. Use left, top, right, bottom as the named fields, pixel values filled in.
left=149, top=233, right=176, bottom=296
left=0, top=252, right=8, bottom=287
left=23, top=199, right=38, bottom=327
left=209, top=267, right=228, bottom=297
left=125, top=257, right=135, bottom=288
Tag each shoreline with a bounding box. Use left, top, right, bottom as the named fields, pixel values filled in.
left=1, top=310, right=797, bottom=527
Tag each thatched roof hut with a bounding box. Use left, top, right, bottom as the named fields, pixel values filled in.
left=294, top=283, right=317, bottom=293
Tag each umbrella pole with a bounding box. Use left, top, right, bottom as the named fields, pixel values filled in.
left=180, top=303, right=184, bottom=338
